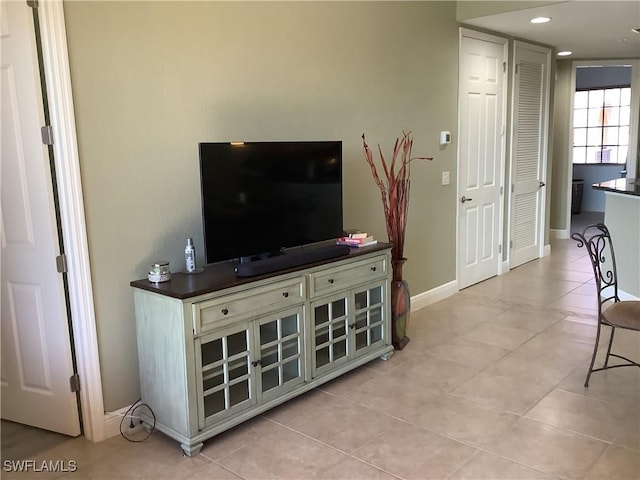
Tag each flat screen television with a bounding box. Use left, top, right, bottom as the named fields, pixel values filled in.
left=199, top=141, right=343, bottom=264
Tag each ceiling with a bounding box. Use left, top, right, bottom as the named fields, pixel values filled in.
left=460, top=1, right=640, bottom=60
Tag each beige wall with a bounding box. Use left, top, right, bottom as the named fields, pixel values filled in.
left=550, top=60, right=573, bottom=231
left=63, top=1, right=459, bottom=411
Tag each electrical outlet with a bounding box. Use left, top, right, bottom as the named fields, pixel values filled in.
left=124, top=420, right=146, bottom=435
left=442, top=171, right=450, bottom=186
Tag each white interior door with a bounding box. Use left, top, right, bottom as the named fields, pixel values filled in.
left=509, top=41, right=550, bottom=269
left=458, top=29, right=507, bottom=290
left=1, top=1, right=80, bottom=436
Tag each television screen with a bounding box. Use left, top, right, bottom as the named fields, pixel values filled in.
left=199, top=141, right=343, bottom=264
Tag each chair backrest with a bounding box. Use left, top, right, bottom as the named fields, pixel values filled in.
left=571, top=223, right=619, bottom=315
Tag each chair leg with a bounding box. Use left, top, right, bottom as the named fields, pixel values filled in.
left=585, top=321, right=603, bottom=388
left=604, top=326, right=616, bottom=368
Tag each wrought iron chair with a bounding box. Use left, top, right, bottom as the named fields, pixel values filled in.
left=572, top=223, right=640, bottom=387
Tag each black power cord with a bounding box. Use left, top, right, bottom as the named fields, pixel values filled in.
left=119, top=399, right=156, bottom=443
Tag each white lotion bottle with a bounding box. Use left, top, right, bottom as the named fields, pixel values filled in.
left=185, top=238, right=196, bottom=273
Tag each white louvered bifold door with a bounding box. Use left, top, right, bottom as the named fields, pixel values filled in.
left=509, top=42, right=550, bottom=269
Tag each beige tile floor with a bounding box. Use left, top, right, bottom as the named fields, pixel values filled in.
left=3, top=238, right=639, bottom=480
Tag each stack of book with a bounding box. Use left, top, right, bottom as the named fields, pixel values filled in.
left=336, top=231, right=378, bottom=248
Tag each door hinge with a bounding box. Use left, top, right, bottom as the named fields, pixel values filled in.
left=515, top=63, right=519, bottom=75
left=503, top=62, right=506, bottom=73
left=500, top=186, right=504, bottom=195
left=69, top=374, right=80, bottom=392
left=498, top=244, right=502, bottom=254
left=27, top=0, right=38, bottom=9
left=511, top=184, right=515, bottom=193
left=41, top=125, right=54, bottom=145
left=510, top=240, right=513, bottom=249
left=56, top=254, right=68, bottom=273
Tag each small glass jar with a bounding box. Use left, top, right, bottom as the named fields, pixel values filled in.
left=148, top=261, right=171, bottom=283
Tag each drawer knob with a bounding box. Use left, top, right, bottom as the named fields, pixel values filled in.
left=328, top=278, right=334, bottom=284
left=371, top=266, right=377, bottom=272
left=282, top=292, right=289, bottom=298
left=251, top=359, right=261, bottom=367
left=221, top=308, right=229, bottom=315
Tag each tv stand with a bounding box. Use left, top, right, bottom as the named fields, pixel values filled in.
left=234, top=244, right=351, bottom=277
left=131, top=243, right=392, bottom=456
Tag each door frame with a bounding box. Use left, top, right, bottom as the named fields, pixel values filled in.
left=37, top=0, right=106, bottom=441
left=564, top=59, right=640, bottom=237
left=456, top=28, right=508, bottom=288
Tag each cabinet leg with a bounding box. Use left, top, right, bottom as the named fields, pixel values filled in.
left=379, top=351, right=394, bottom=361
left=180, top=442, right=203, bottom=457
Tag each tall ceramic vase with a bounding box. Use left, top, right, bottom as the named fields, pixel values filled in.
left=391, top=258, right=410, bottom=350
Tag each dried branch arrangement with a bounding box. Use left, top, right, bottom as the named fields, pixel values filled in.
left=362, top=132, right=432, bottom=260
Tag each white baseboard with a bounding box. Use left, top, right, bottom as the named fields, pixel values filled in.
left=104, top=405, right=133, bottom=439
left=543, top=244, right=551, bottom=257
left=619, top=290, right=640, bottom=301
left=499, top=260, right=509, bottom=275
left=550, top=228, right=569, bottom=240
left=411, top=280, right=458, bottom=311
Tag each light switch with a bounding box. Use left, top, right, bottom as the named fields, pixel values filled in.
left=442, top=171, right=450, bottom=185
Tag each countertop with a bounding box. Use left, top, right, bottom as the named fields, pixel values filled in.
left=592, top=178, right=640, bottom=197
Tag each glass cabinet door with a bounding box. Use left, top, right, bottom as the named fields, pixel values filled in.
left=354, top=283, right=386, bottom=355
left=311, top=295, right=349, bottom=375
left=196, top=323, right=255, bottom=428
left=256, top=307, right=304, bottom=400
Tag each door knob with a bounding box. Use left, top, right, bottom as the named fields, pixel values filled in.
left=539, top=181, right=546, bottom=188
left=461, top=196, right=473, bottom=203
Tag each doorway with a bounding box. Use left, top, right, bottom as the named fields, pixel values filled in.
left=4, top=0, right=107, bottom=443
left=1, top=1, right=80, bottom=436
left=565, top=60, right=640, bottom=235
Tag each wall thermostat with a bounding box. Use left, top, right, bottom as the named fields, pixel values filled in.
left=440, top=131, right=452, bottom=145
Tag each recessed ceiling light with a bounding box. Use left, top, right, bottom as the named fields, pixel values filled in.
left=530, top=16, right=551, bottom=24
left=557, top=51, right=573, bottom=57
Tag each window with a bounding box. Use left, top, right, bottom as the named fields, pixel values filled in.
left=572, top=87, right=631, bottom=164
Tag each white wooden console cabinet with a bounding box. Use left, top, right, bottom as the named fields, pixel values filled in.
left=130, top=243, right=393, bottom=455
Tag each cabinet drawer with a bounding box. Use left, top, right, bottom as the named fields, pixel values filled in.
left=193, top=278, right=304, bottom=335
left=309, top=256, right=387, bottom=298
